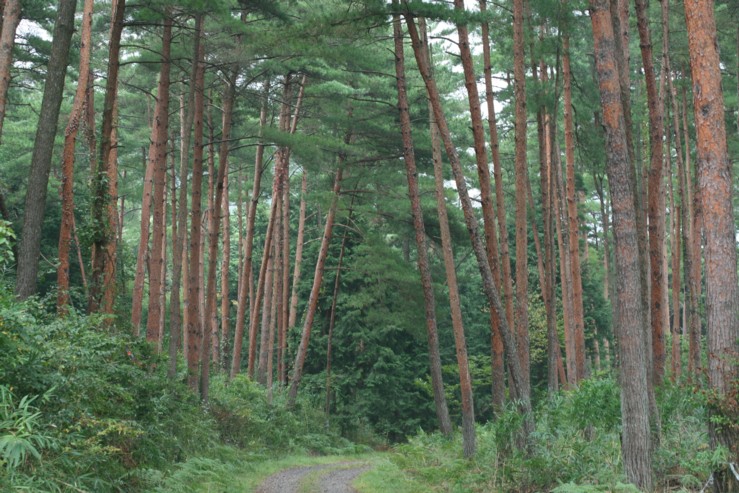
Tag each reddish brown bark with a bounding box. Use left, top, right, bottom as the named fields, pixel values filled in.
left=288, top=172, right=308, bottom=329
left=185, top=15, right=205, bottom=391
left=287, top=163, right=345, bottom=407
left=325, top=209, right=351, bottom=418
left=589, top=0, right=652, bottom=487
left=57, top=0, right=94, bottom=313
left=246, top=193, right=279, bottom=379
left=478, top=0, right=506, bottom=409
left=563, top=33, right=586, bottom=383
left=682, top=84, right=703, bottom=377
left=88, top=0, right=126, bottom=313
left=231, top=80, right=269, bottom=379
left=454, top=0, right=508, bottom=416
left=512, top=0, right=530, bottom=398
left=394, top=10, right=452, bottom=437
left=145, top=16, right=173, bottom=347
left=684, top=0, right=739, bottom=463
left=0, top=0, right=21, bottom=141
left=257, top=236, right=275, bottom=385
left=635, top=0, right=667, bottom=384
left=553, top=129, right=577, bottom=387
left=200, top=72, right=236, bottom=401
left=220, top=155, right=231, bottom=368
left=248, top=77, right=292, bottom=379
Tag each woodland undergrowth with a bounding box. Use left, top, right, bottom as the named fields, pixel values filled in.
left=389, top=376, right=719, bottom=492
left=0, top=285, right=358, bottom=492
left=0, top=283, right=722, bottom=492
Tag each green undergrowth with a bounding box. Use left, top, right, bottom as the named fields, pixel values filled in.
left=382, top=376, right=714, bottom=492
left=0, top=287, right=366, bottom=492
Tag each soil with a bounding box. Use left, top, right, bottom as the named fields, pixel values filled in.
left=255, top=461, right=370, bottom=493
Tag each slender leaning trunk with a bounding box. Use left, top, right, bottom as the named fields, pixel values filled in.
left=393, top=9, right=452, bottom=437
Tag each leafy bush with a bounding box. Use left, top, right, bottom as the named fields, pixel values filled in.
left=0, top=285, right=360, bottom=491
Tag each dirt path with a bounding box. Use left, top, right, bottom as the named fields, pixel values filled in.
left=255, top=461, right=370, bottom=493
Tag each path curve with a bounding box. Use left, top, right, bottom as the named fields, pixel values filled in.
left=255, top=461, right=370, bottom=493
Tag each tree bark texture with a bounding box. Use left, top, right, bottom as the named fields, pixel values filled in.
left=589, top=0, right=652, bottom=488
left=478, top=0, right=506, bottom=410
left=15, top=0, right=75, bottom=300
left=635, top=0, right=667, bottom=384
left=186, top=15, right=205, bottom=391
left=512, top=0, right=530, bottom=398
left=684, top=0, right=739, bottom=466
left=57, top=0, right=94, bottom=312
left=88, top=0, right=125, bottom=315
left=0, top=0, right=21, bottom=141
left=393, top=9, right=453, bottom=437
left=145, top=16, right=173, bottom=346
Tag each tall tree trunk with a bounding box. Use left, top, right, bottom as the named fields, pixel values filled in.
left=682, top=84, right=702, bottom=378
left=266, top=238, right=278, bottom=402
left=635, top=0, right=667, bottom=385
left=185, top=14, right=205, bottom=392
left=512, top=0, right=530, bottom=397
left=231, top=80, right=269, bottom=379
left=452, top=1, right=510, bottom=416
left=220, top=150, right=231, bottom=369
left=0, top=0, right=21, bottom=141
left=158, top=157, right=169, bottom=352
left=248, top=77, right=292, bottom=378
left=89, top=0, right=125, bottom=315
left=200, top=72, right=236, bottom=402
left=145, top=15, right=173, bottom=347
left=257, top=238, right=275, bottom=385
left=247, top=194, right=279, bottom=379
left=478, top=0, right=507, bottom=410
left=15, top=0, right=75, bottom=300
left=325, top=209, right=351, bottom=419
left=287, top=162, right=345, bottom=408
left=554, top=126, right=577, bottom=388
left=131, top=99, right=158, bottom=332
left=589, top=0, right=652, bottom=488
left=288, top=172, right=308, bottom=329
left=279, top=75, right=306, bottom=385
left=393, top=9, right=452, bottom=437
left=662, top=1, right=682, bottom=383
left=170, top=83, right=195, bottom=378
left=404, top=12, right=534, bottom=447
left=57, top=0, right=94, bottom=312
left=562, top=33, right=586, bottom=383
left=684, top=0, right=739, bottom=473
left=532, top=107, right=559, bottom=393
left=168, top=138, right=180, bottom=378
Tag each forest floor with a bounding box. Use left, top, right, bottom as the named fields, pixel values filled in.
left=255, top=460, right=371, bottom=492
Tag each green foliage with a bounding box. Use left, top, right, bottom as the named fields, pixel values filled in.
left=384, top=376, right=714, bottom=492
left=0, top=220, right=14, bottom=273
left=0, top=386, right=55, bottom=471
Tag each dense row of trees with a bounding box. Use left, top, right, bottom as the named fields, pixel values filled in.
left=0, top=0, right=736, bottom=489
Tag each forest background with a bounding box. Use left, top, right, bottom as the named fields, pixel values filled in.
left=0, top=0, right=737, bottom=491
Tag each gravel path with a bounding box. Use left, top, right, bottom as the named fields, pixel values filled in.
left=255, top=461, right=370, bottom=493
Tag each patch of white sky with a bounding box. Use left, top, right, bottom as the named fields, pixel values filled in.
left=419, top=0, right=509, bottom=207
